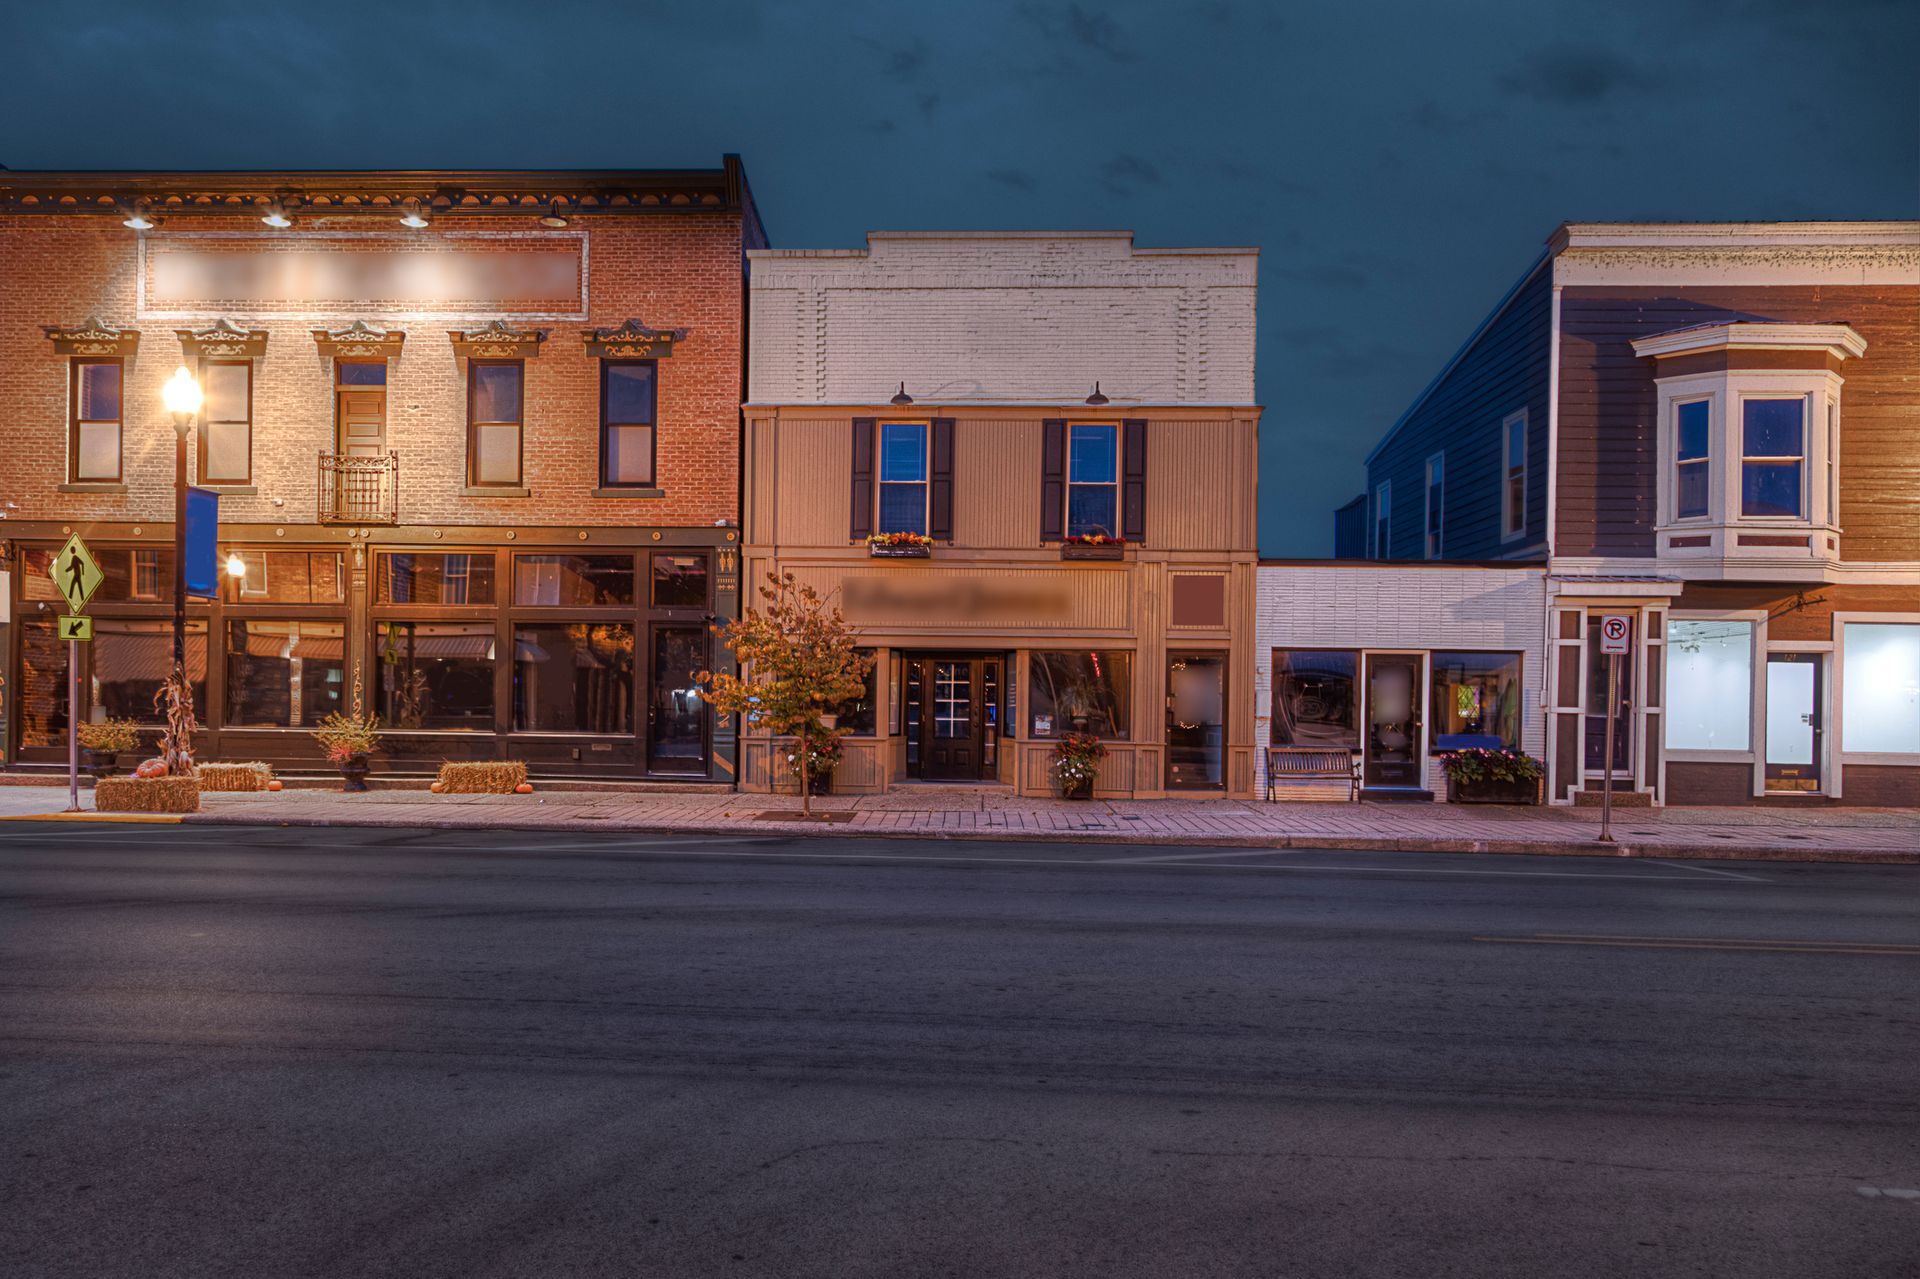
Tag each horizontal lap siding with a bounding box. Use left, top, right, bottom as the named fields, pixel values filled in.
left=1368, top=263, right=1551, bottom=560
left=1556, top=286, right=1920, bottom=559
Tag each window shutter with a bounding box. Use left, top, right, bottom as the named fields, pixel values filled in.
left=929, top=417, right=956, bottom=541
left=1040, top=418, right=1066, bottom=542
left=850, top=418, right=876, bottom=540
left=1122, top=418, right=1148, bottom=543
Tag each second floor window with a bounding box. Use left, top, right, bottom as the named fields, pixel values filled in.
left=1373, top=481, right=1391, bottom=559
left=1067, top=424, right=1119, bottom=537
left=878, top=422, right=929, bottom=534
left=1424, top=453, right=1444, bottom=559
left=71, top=358, right=122, bottom=482
left=600, top=361, right=656, bottom=487
left=1501, top=409, right=1527, bottom=540
left=1741, top=398, right=1805, bottom=518
left=1674, top=399, right=1710, bottom=519
left=468, top=360, right=524, bottom=487
left=200, top=361, right=253, bottom=484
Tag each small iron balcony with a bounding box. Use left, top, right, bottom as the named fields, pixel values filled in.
left=318, top=452, right=399, bottom=525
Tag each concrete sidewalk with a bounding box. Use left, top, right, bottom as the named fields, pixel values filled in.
left=4, top=782, right=1919, bottom=862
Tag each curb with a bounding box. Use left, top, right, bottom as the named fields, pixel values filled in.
left=0, top=812, right=186, bottom=824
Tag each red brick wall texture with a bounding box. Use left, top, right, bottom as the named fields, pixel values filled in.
left=0, top=212, right=746, bottom=528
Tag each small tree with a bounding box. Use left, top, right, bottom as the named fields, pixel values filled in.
left=697, top=572, right=872, bottom=817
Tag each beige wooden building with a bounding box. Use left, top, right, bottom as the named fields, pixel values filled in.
left=742, top=231, right=1260, bottom=798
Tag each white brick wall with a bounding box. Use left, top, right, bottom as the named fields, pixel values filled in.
left=1255, top=564, right=1548, bottom=798
left=748, top=232, right=1257, bottom=406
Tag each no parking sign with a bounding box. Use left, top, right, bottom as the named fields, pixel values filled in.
left=1599, top=614, right=1632, bottom=655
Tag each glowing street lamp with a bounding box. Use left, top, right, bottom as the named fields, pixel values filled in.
left=226, top=552, right=248, bottom=581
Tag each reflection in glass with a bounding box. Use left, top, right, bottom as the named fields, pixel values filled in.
left=649, top=627, right=708, bottom=771
left=514, top=555, right=635, bottom=606
left=1166, top=653, right=1225, bottom=788
left=650, top=553, right=709, bottom=608
left=18, top=620, right=68, bottom=748
left=226, top=550, right=346, bottom=604
left=1027, top=651, right=1131, bottom=739
left=91, top=620, right=208, bottom=723
left=513, top=624, right=635, bottom=733
left=1430, top=652, right=1522, bottom=751
left=878, top=423, right=928, bottom=535
left=1067, top=424, right=1118, bottom=537
left=376, top=622, right=496, bottom=729
left=225, top=621, right=346, bottom=727
left=1741, top=399, right=1804, bottom=518
left=379, top=553, right=496, bottom=605
left=1272, top=650, right=1359, bottom=746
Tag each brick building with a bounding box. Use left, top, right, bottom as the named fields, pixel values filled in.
left=0, top=160, right=764, bottom=781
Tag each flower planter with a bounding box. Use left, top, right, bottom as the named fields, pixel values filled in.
left=82, top=749, right=120, bottom=782
left=1056, top=777, right=1095, bottom=801
left=804, top=772, right=833, bottom=797
left=1060, top=542, right=1125, bottom=561
left=1447, top=776, right=1540, bottom=805
left=338, top=752, right=372, bottom=793
left=868, top=543, right=931, bottom=559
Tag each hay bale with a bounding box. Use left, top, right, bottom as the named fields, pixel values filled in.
left=435, top=760, right=529, bottom=794
left=197, top=762, right=275, bottom=793
left=96, top=775, right=201, bottom=814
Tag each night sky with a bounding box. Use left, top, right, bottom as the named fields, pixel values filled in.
left=4, top=1, right=1915, bottom=555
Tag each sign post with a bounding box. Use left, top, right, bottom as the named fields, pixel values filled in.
left=1597, top=614, right=1633, bottom=844
left=49, top=535, right=104, bottom=813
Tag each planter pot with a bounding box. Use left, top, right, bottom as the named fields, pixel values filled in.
left=339, top=753, right=372, bottom=793
left=82, top=749, right=119, bottom=781
left=868, top=543, right=932, bottom=559
left=1447, top=775, right=1540, bottom=805
left=806, top=772, right=833, bottom=796
left=1055, top=776, right=1096, bottom=801
left=1060, top=542, right=1125, bottom=561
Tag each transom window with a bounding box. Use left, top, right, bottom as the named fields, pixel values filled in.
left=1674, top=399, right=1710, bottom=519
left=877, top=422, right=929, bottom=535
left=600, top=361, right=656, bottom=487
left=200, top=361, right=253, bottom=484
left=468, top=360, right=524, bottom=487
left=1066, top=424, right=1119, bottom=538
left=71, top=358, right=123, bottom=482
left=1741, top=398, right=1805, bottom=518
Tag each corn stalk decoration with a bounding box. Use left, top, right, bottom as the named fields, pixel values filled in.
left=153, top=664, right=197, bottom=777
left=696, top=572, right=872, bottom=818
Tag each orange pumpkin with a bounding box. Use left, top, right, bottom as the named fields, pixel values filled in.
left=267, top=779, right=283, bottom=792
left=429, top=782, right=444, bottom=794
left=514, top=782, right=534, bottom=794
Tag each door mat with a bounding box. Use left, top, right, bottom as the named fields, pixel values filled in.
left=754, top=810, right=856, bottom=823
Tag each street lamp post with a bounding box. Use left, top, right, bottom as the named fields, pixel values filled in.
left=162, top=367, right=203, bottom=679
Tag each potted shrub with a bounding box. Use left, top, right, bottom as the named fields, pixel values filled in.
left=1060, top=532, right=1126, bottom=561
left=1441, top=748, right=1543, bottom=804
left=1049, top=732, right=1107, bottom=801
left=786, top=730, right=841, bottom=796
left=312, top=710, right=381, bottom=792
left=76, top=718, right=141, bottom=780
left=865, top=531, right=934, bottom=559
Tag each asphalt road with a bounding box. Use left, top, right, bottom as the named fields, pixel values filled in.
left=1, top=824, right=1916, bottom=1279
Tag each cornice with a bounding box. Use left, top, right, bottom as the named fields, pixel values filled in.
left=43, top=316, right=139, bottom=356
left=175, top=318, right=269, bottom=360
left=1631, top=322, right=1868, bottom=361
left=449, top=320, right=547, bottom=359
left=313, top=320, right=405, bottom=358
left=583, top=318, right=690, bottom=359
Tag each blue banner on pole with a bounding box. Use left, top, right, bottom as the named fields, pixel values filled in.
left=183, top=486, right=220, bottom=600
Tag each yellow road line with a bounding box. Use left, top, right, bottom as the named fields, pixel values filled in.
left=0, top=813, right=186, bottom=824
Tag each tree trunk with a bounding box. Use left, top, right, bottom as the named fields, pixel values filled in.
left=798, top=734, right=812, bottom=819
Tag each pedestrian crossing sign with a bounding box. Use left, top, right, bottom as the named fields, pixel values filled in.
left=49, top=534, right=103, bottom=614
left=57, top=614, right=93, bottom=642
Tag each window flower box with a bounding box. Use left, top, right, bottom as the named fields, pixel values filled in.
left=1060, top=535, right=1126, bottom=561
left=1440, top=748, right=1542, bottom=805
left=866, top=532, right=933, bottom=559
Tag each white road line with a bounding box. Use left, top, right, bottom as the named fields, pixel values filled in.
left=1101, top=848, right=1302, bottom=864
left=1652, top=859, right=1771, bottom=883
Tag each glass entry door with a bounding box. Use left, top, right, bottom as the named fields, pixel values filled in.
left=647, top=625, right=708, bottom=773
left=1166, top=652, right=1226, bottom=789
left=1584, top=615, right=1634, bottom=775
left=1363, top=654, right=1423, bottom=788
left=1765, top=653, right=1822, bottom=793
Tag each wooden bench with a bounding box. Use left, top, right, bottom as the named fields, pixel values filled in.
left=1264, top=747, right=1361, bottom=802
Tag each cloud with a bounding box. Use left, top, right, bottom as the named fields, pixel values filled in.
left=857, top=36, right=929, bottom=79
left=1020, top=2, right=1133, bottom=63
left=986, top=168, right=1036, bottom=190
left=1498, top=45, right=1660, bottom=104
left=1097, top=153, right=1164, bottom=194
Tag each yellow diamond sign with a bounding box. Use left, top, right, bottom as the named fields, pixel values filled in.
left=49, top=534, right=104, bottom=614
left=57, top=614, right=93, bottom=642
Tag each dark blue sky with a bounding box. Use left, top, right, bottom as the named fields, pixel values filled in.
left=4, top=0, right=1915, bottom=554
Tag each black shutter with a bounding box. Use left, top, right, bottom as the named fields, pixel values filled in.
left=1122, top=418, right=1148, bottom=543
left=850, top=418, right=876, bottom=540
left=929, top=418, right=955, bottom=541
left=1040, top=418, right=1066, bottom=542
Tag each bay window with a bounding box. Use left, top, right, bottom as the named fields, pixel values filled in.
left=1674, top=399, right=1709, bottom=519
left=1740, top=398, right=1805, bottom=518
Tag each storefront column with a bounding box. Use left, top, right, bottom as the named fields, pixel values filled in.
left=346, top=541, right=371, bottom=714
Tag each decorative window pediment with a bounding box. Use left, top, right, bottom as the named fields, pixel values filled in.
left=449, top=320, right=547, bottom=359
left=176, top=318, right=269, bottom=361
left=44, top=317, right=139, bottom=356
left=582, top=317, right=689, bottom=359
left=313, top=321, right=405, bottom=359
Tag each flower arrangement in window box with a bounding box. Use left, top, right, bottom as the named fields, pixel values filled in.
left=76, top=718, right=142, bottom=780
left=866, top=531, right=934, bottom=558
left=1049, top=731, right=1108, bottom=800
left=1060, top=532, right=1127, bottom=561
left=1440, top=748, right=1542, bottom=805
left=786, top=729, right=842, bottom=796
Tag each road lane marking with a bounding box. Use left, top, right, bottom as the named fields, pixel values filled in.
left=1100, top=849, right=1302, bottom=864
left=1476, top=933, right=1920, bottom=956
left=1651, top=859, right=1770, bottom=882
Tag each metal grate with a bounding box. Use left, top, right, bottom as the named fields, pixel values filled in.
left=318, top=452, right=398, bottom=524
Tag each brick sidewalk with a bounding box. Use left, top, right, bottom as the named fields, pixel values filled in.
left=4, top=783, right=1919, bottom=862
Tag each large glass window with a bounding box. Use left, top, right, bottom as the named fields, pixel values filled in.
left=378, top=553, right=496, bottom=605
left=17, top=619, right=69, bottom=748
left=600, top=361, right=656, bottom=486
left=72, top=358, right=122, bottom=482
left=468, top=361, right=524, bottom=487
left=200, top=361, right=253, bottom=484
left=513, top=554, right=634, bottom=606
left=1674, top=399, right=1710, bottom=519
left=1842, top=623, right=1920, bottom=754
left=1027, top=651, right=1131, bottom=739
left=1067, top=424, right=1119, bottom=538
left=376, top=622, right=496, bottom=729
left=91, top=620, right=209, bottom=723
left=1741, top=399, right=1805, bottom=518
left=513, top=624, right=635, bottom=734
left=1272, top=650, right=1359, bottom=746
left=1430, top=651, right=1522, bottom=751
left=650, top=552, right=709, bottom=609
left=1664, top=620, right=1753, bottom=750
left=877, top=423, right=928, bottom=535
left=225, top=621, right=346, bottom=727
left=225, top=550, right=346, bottom=604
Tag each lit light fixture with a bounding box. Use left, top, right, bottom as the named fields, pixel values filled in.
left=1085, top=381, right=1109, bottom=406
left=539, top=200, right=571, bottom=228
left=120, top=201, right=156, bottom=230
left=225, top=552, right=248, bottom=580
left=889, top=381, right=913, bottom=406
left=162, top=366, right=203, bottom=418
left=261, top=199, right=293, bottom=228
left=399, top=199, right=431, bottom=229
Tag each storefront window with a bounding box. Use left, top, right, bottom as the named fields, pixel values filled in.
left=837, top=648, right=878, bottom=736
left=1665, top=620, right=1753, bottom=750
left=17, top=619, right=68, bottom=748
left=91, top=620, right=208, bottom=723
left=376, top=621, right=496, bottom=729
left=650, top=553, right=709, bottom=609
left=225, top=621, right=346, bottom=728
left=512, top=624, right=635, bottom=734
left=1429, top=651, right=1522, bottom=751
left=1842, top=623, right=1920, bottom=754
left=1028, top=651, right=1131, bottom=739
left=1272, top=650, right=1359, bottom=746
left=224, top=550, right=345, bottom=604
left=513, top=554, right=635, bottom=607
left=378, top=553, right=496, bottom=605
